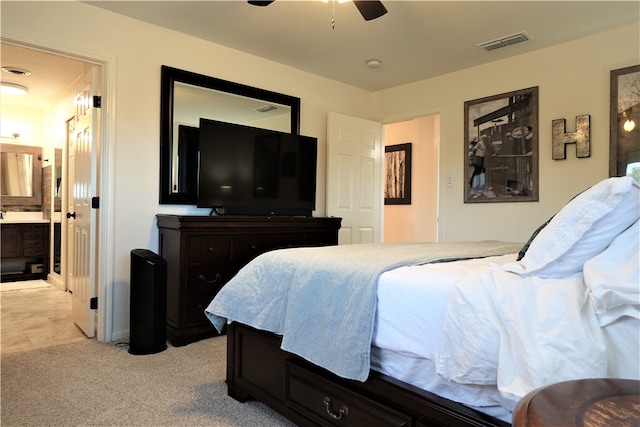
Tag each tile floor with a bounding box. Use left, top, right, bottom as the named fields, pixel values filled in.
left=1, top=280, right=87, bottom=353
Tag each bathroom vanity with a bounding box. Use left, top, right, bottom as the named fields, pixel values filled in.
left=1, top=143, right=57, bottom=282
left=1, top=219, right=50, bottom=282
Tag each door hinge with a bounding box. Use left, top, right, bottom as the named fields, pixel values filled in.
left=90, top=297, right=98, bottom=310
left=93, top=95, right=101, bottom=108
left=91, top=196, right=100, bottom=209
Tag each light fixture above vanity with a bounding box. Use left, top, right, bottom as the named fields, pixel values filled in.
left=0, top=82, right=29, bottom=95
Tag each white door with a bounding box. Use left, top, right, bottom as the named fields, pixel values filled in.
left=69, top=65, right=101, bottom=338
left=327, top=112, right=382, bottom=244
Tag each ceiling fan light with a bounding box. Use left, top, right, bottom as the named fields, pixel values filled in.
left=0, top=82, right=29, bottom=95
left=248, top=1, right=275, bottom=6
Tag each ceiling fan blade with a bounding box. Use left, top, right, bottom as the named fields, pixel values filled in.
left=248, top=1, right=275, bottom=6
left=353, top=1, right=387, bottom=21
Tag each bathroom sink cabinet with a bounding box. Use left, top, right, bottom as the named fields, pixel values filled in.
left=0, top=223, right=50, bottom=282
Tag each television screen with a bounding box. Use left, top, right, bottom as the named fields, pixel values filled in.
left=197, top=118, right=317, bottom=216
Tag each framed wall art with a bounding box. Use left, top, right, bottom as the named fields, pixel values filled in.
left=610, top=65, right=640, bottom=179
left=384, top=143, right=412, bottom=205
left=464, top=86, right=539, bottom=203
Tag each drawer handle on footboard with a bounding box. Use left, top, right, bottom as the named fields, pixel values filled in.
left=198, top=273, right=222, bottom=284
left=324, top=396, right=349, bottom=420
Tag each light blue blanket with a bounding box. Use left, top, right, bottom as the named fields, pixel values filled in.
left=205, top=241, right=521, bottom=381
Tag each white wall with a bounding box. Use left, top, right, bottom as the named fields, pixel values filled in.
left=1, top=1, right=374, bottom=340
left=3, top=1, right=638, bottom=340
left=374, top=23, right=640, bottom=243
left=1, top=104, right=46, bottom=150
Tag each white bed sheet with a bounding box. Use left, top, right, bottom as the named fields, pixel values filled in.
left=371, top=254, right=518, bottom=423
left=373, top=254, right=516, bottom=358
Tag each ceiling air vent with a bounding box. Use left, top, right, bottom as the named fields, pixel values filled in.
left=255, top=105, right=277, bottom=113
left=477, top=32, right=532, bottom=51
left=1, top=67, right=31, bottom=76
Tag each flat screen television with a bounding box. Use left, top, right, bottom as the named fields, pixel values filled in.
left=197, top=118, right=318, bottom=216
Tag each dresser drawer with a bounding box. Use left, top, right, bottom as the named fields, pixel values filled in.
left=185, top=293, right=218, bottom=326
left=187, top=235, right=232, bottom=263
left=186, top=263, right=234, bottom=295
left=305, top=231, right=339, bottom=247
left=233, top=234, right=305, bottom=261
left=285, top=361, right=411, bottom=427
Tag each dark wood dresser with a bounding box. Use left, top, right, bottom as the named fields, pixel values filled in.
left=156, top=215, right=342, bottom=346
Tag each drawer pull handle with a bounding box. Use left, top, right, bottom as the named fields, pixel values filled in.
left=323, top=396, right=349, bottom=420
left=208, top=246, right=215, bottom=253
left=198, top=273, right=221, bottom=284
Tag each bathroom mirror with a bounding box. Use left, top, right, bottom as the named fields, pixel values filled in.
left=0, top=143, right=42, bottom=207
left=159, top=65, right=301, bottom=204
left=54, top=148, right=62, bottom=212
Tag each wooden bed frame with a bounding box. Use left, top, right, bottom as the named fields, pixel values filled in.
left=225, top=322, right=510, bottom=427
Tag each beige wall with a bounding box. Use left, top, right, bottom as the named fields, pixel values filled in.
left=2, top=1, right=638, bottom=340
left=0, top=104, right=46, bottom=150
left=374, top=23, right=640, bottom=243
left=384, top=115, right=439, bottom=242
left=1, top=1, right=374, bottom=340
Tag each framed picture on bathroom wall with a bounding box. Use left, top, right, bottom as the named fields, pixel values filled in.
left=464, top=86, right=539, bottom=203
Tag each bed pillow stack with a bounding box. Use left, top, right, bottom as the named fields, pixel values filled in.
left=583, top=219, right=639, bottom=326
left=503, top=176, right=639, bottom=279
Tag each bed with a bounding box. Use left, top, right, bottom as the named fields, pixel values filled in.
left=205, top=176, right=640, bottom=426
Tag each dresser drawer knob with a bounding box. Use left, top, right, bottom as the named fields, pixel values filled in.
left=198, top=273, right=222, bottom=284
left=208, top=246, right=215, bottom=253
left=323, top=396, right=349, bottom=420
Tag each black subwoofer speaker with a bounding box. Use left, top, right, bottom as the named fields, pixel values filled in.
left=129, top=249, right=168, bottom=355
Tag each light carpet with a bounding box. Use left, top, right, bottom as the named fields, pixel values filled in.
left=0, top=336, right=296, bottom=426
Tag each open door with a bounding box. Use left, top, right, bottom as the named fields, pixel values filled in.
left=69, top=64, right=101, bottom=338
left=326, top=112, right=382, bottom=244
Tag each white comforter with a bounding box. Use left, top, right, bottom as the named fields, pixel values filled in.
left=435, top=266, right=608, bottom=402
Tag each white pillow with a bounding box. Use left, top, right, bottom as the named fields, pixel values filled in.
left=584, top=219, right=639, bottom=326
left=503, top=177, right=639, bottom=278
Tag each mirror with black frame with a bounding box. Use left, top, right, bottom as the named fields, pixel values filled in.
left=159, top=65, right=301, bottom=205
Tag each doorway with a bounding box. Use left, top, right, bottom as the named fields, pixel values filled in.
left=383, top=114, right=440, bottom=243
left=326, top=112, right=440, bottom=244
left=0, top=41, right=102, bottom=338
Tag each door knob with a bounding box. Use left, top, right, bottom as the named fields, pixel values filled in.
left=67, top=212, right=76, bottom=219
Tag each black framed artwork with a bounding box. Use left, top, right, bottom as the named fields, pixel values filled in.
left=610, top=65, right=640, bottom=179
left=384, top=143, right=412, bottom=205
left=464, top=86, right=539, bottom=203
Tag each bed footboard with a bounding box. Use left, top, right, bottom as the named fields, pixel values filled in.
left=225, top=322, right=508, bottom=427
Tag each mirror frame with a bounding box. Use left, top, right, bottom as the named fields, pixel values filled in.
left=159, top=65, right=301, bottom=205
left=0, top=143, right=42, bottom=207
left=54, top=148, right=62, bottom=212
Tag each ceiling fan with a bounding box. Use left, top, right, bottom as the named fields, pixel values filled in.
left=248, top=0, right=388, bottom=21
